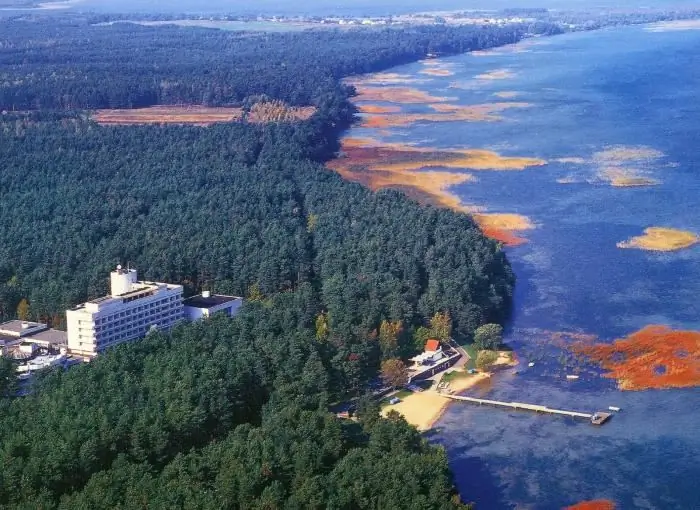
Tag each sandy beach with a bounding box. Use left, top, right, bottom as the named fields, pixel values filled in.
left=383, top=351, right=517, bottom=431
left=383, top=372, right=490, bottom=431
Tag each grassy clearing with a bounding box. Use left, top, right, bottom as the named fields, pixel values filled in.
left=463, top=344, right=478, bottom=370
left=442, top=370, right=477, bottom=383
left=380, top=388, right=413, bottom=408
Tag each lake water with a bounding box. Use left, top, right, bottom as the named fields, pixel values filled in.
left=343, top=25, right=700, bottom=509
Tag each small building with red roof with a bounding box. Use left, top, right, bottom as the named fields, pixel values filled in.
left=410, top=338, right=445, bottom=366
left=424, top=338, right=441, bottom=353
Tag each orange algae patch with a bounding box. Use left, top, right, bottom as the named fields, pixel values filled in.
left=493, top=91, right=521, bottom=99
left=341, top=137, right=384, bottom=148
left=428, top=102, right=531, bottom=114
left=617, top=227, right=699, bottom=252
left=448, top=81, right=474, bottom=90
left=473, top=213, right=533, bottom=231
left=591, top=145, right=666, bottom=187
left=360, top=115, right=396, bottom=128
left=357, top=104, right=402, bottom=114
left=571, top=326, right=700, bottom=391
left=600, top=168, right=660, bottom=187
left=475, top=69, right=516, bottom=80
left=360, top=102, right=533, bottom=128
left=472, top=40, right=544, bottom=56
left=477, top=225, right=528, bottom=246
left=420, top=68, right=454, bottom=76
left=556, top=157, right=587, bottom=164
left=328, top=138, right=543, bottom=246
left=327, top=142, right=478, bottom=213
left=593, top=146, right=663, bottom=163
left=354, top=86, right=453, bottom=104
left=565, top=500, right=616, bottom=510
left=332, top=139, right=545, bottom=173
left=335, top=165, right=477, bottom=214
left=368, top=148, right=545, bottom=173
left=557, top=176, right=579, bottom=184
left=473, top=213, right=533, bottom=247
left=345, top=72, right=424, bottom=86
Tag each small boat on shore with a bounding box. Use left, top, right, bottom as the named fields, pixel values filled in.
left=528, top=362, right=535, bottom=367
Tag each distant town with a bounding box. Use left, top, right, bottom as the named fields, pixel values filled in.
left=92, top=8, right=570, bottom=31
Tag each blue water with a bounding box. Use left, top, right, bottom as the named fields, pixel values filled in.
left=347, top=26, right=700, bottom=509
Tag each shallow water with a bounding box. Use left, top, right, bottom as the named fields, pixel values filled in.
left=343, top=25, right=700, bottom=509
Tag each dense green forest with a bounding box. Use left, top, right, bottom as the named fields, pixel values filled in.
left=0, top=117, right=513, bottom=340
left=0, top=306, right=470, bottom=508
left=0, top=16, right=525, bottom=508
left=0, top=17, right=538, bottom=110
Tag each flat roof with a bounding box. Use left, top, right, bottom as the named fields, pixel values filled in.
left=0, top=334, right=21, bottom=346
left=76, top=281, right=182, bottom=311
left=0, top=326, right=66, bottom=347
left=184, top=294, right=241, bottom=309
left=0, top=320, right=48, bottom=335
left=30, top=329, right=68, bottom=346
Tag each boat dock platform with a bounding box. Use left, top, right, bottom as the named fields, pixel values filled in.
left=442, top=394, right=612, bottom=425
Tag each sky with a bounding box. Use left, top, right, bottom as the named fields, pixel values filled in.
left=32, top=0, right=700, bottom=16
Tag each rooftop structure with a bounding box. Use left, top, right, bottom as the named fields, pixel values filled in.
left=425, top=338, right=441, bottom=353
left=0, top=320, right=67, bottom=352
left=183, top=291, right=243, bottom=321
left=409, top=339, right=445, bottom=366
left=66, top=266, right=183, bottom=357
left=16, top=354, right=67, bottom=374
left=0, top=320, right=49, bottom=338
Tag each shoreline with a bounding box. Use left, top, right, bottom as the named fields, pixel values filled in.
left=384, top=352, right=517, bottom=431
left=383, top=373, right=491, bottom=431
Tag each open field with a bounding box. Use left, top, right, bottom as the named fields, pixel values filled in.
left=93, top=106, right=243, bottom=126
left=92, top=103, right=316, bottom=126
left=247, top=102, right=316, bottom=123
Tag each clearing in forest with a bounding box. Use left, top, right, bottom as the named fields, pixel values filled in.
left=92, top=102, right=317, bottom=126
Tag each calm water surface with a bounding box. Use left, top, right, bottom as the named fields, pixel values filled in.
left=347, top=25, right=700, bottom=509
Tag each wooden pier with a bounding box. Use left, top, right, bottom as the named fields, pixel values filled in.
left=442, top=394, right=612, bottom=425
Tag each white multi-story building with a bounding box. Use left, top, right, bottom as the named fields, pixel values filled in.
left=66, top=267, right=183, bottom=357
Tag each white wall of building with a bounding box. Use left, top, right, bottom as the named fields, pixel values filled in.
left=109, top=267, right=138, bottom=297
left=67, top=269, right=183, bottom=357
